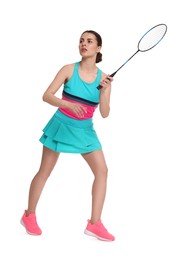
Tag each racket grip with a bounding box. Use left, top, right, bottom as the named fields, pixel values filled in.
left=97, top=85, right=103, bottom=90
left=97, top=73, right=115, bottom=90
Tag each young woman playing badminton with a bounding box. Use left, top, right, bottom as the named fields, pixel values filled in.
left=20, top=30, right=115, bottom=241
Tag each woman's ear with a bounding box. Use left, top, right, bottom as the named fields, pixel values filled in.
left=97, top=46, right=102, bottom=53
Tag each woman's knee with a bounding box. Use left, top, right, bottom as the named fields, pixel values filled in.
left=35, top=169, right=52, bottom=182
left=96, top=165, right=108, bottom=179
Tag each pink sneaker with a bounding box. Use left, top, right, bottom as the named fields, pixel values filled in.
left=84, top=219, right=115, bottom=241
left=20, top=210, right=42, bottom=235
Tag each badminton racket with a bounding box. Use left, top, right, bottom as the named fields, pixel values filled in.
left=97, top=23, right=167, bottom=90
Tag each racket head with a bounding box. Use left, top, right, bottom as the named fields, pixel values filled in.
left=138, top=23, right=167, bottom=52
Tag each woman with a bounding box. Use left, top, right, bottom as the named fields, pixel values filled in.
left=20, top=30, right=115, bottom=241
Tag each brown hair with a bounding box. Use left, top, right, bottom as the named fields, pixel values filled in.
left=81, top=30, right=102, bottom=63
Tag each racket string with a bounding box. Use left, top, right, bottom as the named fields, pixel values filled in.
left=138, top=24, right=167, bottom=52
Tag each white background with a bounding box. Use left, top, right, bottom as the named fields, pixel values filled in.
left=0, top=0, right=183, bottom=259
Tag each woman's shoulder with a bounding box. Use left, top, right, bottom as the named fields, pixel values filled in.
left=57, top=62, right=77, bottom=81
left=61, top=62, right=76, bottom=72
left=101, top=71, right=108, bottom=80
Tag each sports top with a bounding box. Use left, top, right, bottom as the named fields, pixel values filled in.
left=59, top=62, right=102, bottom=120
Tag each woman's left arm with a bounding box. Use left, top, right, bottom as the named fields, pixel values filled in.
left=99, top=75, right=113, bottom=118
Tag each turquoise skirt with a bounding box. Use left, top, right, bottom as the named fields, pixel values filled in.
left=39, top=109, right=102, bottom=153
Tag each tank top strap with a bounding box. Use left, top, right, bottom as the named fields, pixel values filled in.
left=74, top=61, right=80, bottom=73
left=96, top=67, right=102, bottom=85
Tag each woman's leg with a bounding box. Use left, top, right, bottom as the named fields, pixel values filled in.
left=26, top=146, right=60, bottom=215
left=81, top=150, right=108, bottom=224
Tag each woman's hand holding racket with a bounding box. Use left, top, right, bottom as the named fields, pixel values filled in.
left=99, top=75, right=113, bottom=91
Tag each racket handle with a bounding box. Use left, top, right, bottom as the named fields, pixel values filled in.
left=97, top=84, right=103, bottom=90
left=97, top=72, right=115, bottom=90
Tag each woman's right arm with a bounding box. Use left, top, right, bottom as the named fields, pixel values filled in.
left=42, top=64, right=86, bottom=117
left=42, top=64, right=71, bottom=107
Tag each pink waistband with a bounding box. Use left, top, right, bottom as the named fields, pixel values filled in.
left=59, top=96, right=97, bottom=120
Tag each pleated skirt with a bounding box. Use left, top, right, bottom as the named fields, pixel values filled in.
left=39, top=109, right=102, bottom=153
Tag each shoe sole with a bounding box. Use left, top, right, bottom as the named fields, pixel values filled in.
left=84, top=229, right=114, bottom=241
left=20, top=219, right=42, bottom=236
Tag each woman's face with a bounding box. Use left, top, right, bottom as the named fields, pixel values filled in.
left=79, top=32, right=101, bottom=59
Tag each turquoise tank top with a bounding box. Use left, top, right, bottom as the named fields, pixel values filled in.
left=59, top=62, right=102, bottom=120
left=63, top=61, right=102, bottom=104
